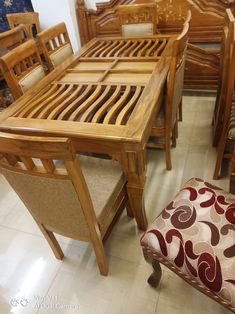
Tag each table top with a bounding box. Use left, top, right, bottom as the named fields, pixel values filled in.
left=0, top=35, right=174, bottom=149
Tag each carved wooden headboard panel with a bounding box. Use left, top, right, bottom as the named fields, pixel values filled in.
left=76, top=0, right=235, bottom=90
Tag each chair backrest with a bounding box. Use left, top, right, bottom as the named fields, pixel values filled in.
left=116, top=3, right=157, bottom=37
left=0, top=24, right=30, bottom=53
left=37, top=22, right=73, bottom=72
left=0, top=133, right=100, bottom=241
left=166, top=11, right=191, bottom=127
left=213, top=9, right=235, bottom=146
left=7, top=12, right=41, bottom=37
left=0, top=39, right=45, bottom=100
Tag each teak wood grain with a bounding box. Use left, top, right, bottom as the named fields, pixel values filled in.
left=0, top=35, right=175, bottom=230
left=76, top=0, right=235, bottom=90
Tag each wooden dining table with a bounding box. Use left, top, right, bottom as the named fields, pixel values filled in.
left=0, top=35, right=175, bottom=230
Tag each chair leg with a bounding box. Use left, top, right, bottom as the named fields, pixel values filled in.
left=126, top=201, right=134, bottom=218
left=92, top=237, right=109, bottom=276
left=178, top=99, right=183, bottom=122
left=165, top=133, right=172, bottom=170
left=172, top=122, right=177, bottom=147
left=38, top=223, right=64, bottom=260
left=213, top=135, right=227, bottom=180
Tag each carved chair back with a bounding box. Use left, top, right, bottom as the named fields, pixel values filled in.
left=116, top=3, right=157, bottom=36
left=0, top=24, right=30, bottom=52
left=0, top=132, right=127, bottom=275
left=37, top=22, right=73, bottom=72
left=213, top=8, right=235, bottom=147
left=0, top=39, right=45, bottom=100
left=213, top=37, right=235, bottom=179
left=7, top=12, right=41, bottom=38
left=150, top=13, right=190, bottom=170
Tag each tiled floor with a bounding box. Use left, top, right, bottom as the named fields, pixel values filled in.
left=0, top=95, right=231, bottom=314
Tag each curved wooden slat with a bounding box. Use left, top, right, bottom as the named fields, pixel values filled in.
left=45, top=85, right=85, bottom=120
left=114, top=40, right=132, bottom=57
left=130, top=40, right=146, bottom=57
left=146, top=39, right=160, bottom=57
left=13, top=84, right=58, bottom=118
left=115, top=86, right=142, bottom=125
left=83, top=41, right=105, bottom=57
left=152, top=39, right=167, bottom=57
left=16, top=84, right=63, bottom=118
left=44, top=85, right=75, bottom=120
left=92, top=41, right=112, bottom=57
left=138, top=40, right=153, bottom=57
left=99, top=40, right=120, bottom=57
left=106, top=40, right=123, bottom=57
left=103, top=85, right=131, bottom=124
left=80, top=85, right=112, bottom=122
left=68, top=85, right=103, bottom=121
left=122, top=41, right=138, bottom=57
left=92, top=85, right=122, bottom=123
left=57, top=85, right=93, bottom=120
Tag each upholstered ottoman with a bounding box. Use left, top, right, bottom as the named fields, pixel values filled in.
left=141, top=178, right=235, bottom=312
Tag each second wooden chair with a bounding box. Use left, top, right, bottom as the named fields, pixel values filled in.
left=0, top=39, right=46, bottom=100
left=37, top=22, right=73, bottom=72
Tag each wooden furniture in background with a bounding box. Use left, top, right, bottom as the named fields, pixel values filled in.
left=0, top=39, right=45, bottom=100
left=212, top=9, right=235, bottom=147
left=76, top=0, right=235, bottom=90
left=149, top=17, right=190, bottom=170
left=7, top=12, right=41, bottom=37
left=116, top=3, right=157, bottom=36
left=37, top=22, right=73, bottom=72
left=0, top=24, right=30, bottom=52
left=0, top=133, right=129, bottom=275
left=0, top=34, right=176, bottom=231
left=213, top=37, right=235, bottom=179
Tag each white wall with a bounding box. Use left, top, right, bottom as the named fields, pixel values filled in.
left=31, top=0, right=111, bottom=51
left=31, top=0, right=81, bottom=52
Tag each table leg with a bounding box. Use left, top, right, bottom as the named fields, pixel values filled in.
left=122, top=148, right=148, bottom=230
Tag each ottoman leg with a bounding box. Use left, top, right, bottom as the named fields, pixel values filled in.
left=148, top=259, right=162, bottom=288
left=143, top=248, right=162, bottom=288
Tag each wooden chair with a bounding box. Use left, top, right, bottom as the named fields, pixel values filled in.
left=212, top=9, right=235, bottom=148
left=0, top=39, right=46, bottom=100
left=0, top=133, right=129, bottom=275
left=213, top=37, right=235, bottom=179
left=148, top=14, right=190, bottom=170
left=0, top=24, right=30, bottom=52
left=141, top=177, right=235, bottom=313
left=7, top=12, right=41, bottom=38
left=37, top=22, right=73, bottom=72
left=116, top=3, right=157, bottom=37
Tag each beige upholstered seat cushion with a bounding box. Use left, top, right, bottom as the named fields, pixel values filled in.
left=1, top=155, right=125, bottom=239
left=19, top=65, right=45, bottom=93
left=50, top=43, right=73, bottom=68
left=122, top=23, right=153, bottom=37
left=141, top=178, right=235, bottom=311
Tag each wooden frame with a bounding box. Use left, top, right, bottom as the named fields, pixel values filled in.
left=37, top=22, right=73, bottom=72
left=7, top=12, right=41, bottom=37
left=149, top=15, right=190, bottom=170
left=0, top=132, right=128, bottom=275
left=0, top=34, right=176, bottom=231
left=76, top=0, right=235, bottom=90
left=0, top=39, right=45, bottom=100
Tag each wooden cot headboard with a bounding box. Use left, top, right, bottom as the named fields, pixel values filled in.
left=76, top=0, right=234, bottom=45
left=76, top=0, right=235, bottom=90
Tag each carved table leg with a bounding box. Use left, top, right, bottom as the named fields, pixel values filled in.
left=122, top=148, right=148, bottom=230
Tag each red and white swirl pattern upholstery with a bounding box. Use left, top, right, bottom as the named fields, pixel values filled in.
left=141, top=178, right=235, bottom=311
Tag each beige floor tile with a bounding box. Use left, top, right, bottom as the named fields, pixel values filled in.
left=0, top=93, right=231, bottom=314
left=155, top=271, right=230, bottom=314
